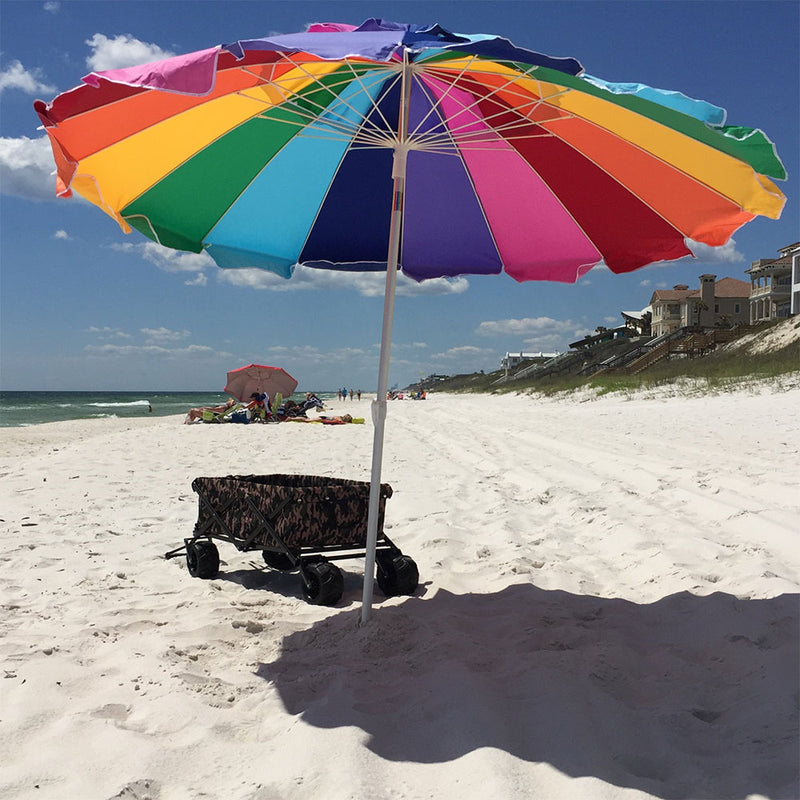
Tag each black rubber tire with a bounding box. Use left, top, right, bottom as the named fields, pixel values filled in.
left=300, top=559, right=343, bottom=606
left=186, top=539, right=220, bottom=578
left=376, top=551, right=419, bottom=597
left=262, top=550, right=297, bottom=571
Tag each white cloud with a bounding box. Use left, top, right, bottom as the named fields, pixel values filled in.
left=395, top=274, right=470, bottom=298
left=265, top=343, right=370, bottom=366
left=84, top=343, right=222, bottom=358
left=140, top=327, right=190, bottom=344
left=85, top=34, right=175, bottom=72
left=112, top=242, right=468, bottom=298
left=393, top=341, right=428, bottom=350
left=87, top=326, right=131, bottom=340
left=0, top=60, right=56, bottom=96
left=130, top=242, right=214, bottom=274
left=686, top=238, right=745, bottom=264
left=476, top=315, right=595, bottom=352
left=215, top=265, right=296, bottom=291
left=83, top=324, right=232, bottom=362
left=432, top=345, right=493, bottom=360
left=476, top=316, right=578, bottom=336
left=635, top=239, right=745, bottom=271
left=216, top=263, right=469, bottom=297
left=54, top=229, right=71, bottom=240
left=425, top=344, right=497, bottom=375
left=521, top=332, right=579, bottom=350
left=44, top=2, right=60, bottom=13
left=0, top=136, right=59, bottom=200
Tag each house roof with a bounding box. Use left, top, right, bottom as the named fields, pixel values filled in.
left=747, top=255, right=792, bottom=272
left=709, top=277, right=751, bottom=297
left=651, top=288, right=691, bottom=302
left=651, top=276, right=750, bottom=303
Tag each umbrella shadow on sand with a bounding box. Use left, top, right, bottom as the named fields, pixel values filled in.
left=256, top=585, right=799, bottom=800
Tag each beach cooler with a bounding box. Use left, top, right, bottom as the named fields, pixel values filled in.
left=165, top=474, right=418, bottom=606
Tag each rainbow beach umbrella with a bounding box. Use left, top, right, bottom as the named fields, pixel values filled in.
left=35, top=19, right=786, bottom=622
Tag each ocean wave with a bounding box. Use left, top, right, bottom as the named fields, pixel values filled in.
left=86, top=400, right=151, bottom=408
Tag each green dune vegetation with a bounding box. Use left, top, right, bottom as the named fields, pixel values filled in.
left=411, top=318, right=800, bottom=399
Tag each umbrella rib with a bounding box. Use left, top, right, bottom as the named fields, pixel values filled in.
left=408, top=105, right=563, bottom=151
left=320, top=58, right=402, bottom=146
left=402, top=57, right=485, bottom=145
left=268, top=55, right=402, bottom=147
left=237, top=61, right=380, bottom=142
left=409, top=58, right=572, bottom=150
left=237, top=54, right=572, bottom=152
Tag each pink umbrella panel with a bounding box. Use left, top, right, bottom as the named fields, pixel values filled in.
left=224, top=364, right=298, bottom=405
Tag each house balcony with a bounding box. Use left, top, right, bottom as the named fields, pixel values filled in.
left=750, top=284, right=791, bottom=299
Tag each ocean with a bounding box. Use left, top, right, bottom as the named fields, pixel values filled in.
left=0, top=390, right=339, bottom=428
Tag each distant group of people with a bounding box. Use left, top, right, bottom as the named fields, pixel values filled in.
left=386, top=390, right=426, bottom=400
left=185, top=388, right=386, bottom=425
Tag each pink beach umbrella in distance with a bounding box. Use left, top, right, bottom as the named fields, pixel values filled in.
left=224, top=364, right=298, bottom=405
left=34, top=19, right=786, bottom=623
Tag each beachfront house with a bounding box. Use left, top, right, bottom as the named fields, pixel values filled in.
left=747, top=243, right=796, bottom=323
left=791, top=242, right=800, bottom=316
left=621, top=309, right=652, bottom=336
left=649, top=274, right=749, bottom=337
left=568, top=326, right=635, bottom=350
left=501, top=351, right=559, bottom=370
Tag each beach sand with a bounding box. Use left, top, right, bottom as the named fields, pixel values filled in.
left=1, top=386, right=798, bottom=800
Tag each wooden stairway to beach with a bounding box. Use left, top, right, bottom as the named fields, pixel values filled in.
left=623, top=328, right=747, bottom=374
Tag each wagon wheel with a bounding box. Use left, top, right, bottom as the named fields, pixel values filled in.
left=376, top=551, right=419, bottom=597
left=262, top=550, right=298, bottom=571
left=186, top=539, right=220, bottom=579
left=300, top=558, right=343, bottom=606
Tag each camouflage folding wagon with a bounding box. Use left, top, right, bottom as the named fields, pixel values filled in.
left=165, top=474, right=418, bottom=606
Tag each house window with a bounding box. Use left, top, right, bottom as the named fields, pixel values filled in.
left=714, top=303, right=719, bottom=313
left=734, top=303, right=740, bottom=313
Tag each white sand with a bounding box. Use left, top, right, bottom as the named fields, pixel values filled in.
left=1, top=386, right=798, bottom=800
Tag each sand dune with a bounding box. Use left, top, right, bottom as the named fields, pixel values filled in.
left=1, top=386, right=798, bottom=799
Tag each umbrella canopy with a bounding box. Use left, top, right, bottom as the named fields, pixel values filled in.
left=35, top=19, right=785, bottom=622
left=224, top=364, right=298, bottom=405
left=34, top=19, right=785, bottom=282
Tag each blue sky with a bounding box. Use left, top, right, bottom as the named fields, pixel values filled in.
left=1, top=1, right=797, bottom=392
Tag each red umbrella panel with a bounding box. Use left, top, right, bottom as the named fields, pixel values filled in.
left=224, top=364, right=298, bottom=404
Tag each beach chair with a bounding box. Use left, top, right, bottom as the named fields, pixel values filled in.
left=201, top=407, right=228, bottom=423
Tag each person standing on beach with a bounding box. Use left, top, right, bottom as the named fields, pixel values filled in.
left=357, top=389, right=361, bottom=401
left=349, top=389, right=354, bottom=401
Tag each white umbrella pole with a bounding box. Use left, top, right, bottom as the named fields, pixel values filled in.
left=360, top=54, right=412, bottom=626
